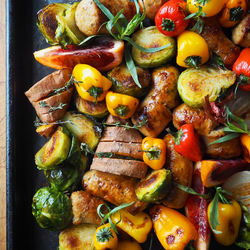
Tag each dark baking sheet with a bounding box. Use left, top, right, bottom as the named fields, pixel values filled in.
left=6, top=0, right=241, bottom=249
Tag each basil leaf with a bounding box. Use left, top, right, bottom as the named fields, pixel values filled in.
left=209, top=133, right=240, bottom=145
left=124, top=44, right=142, bottom=88
left=174, top=182, right=209, bottom=199
left=123, top=36, right=171, bottom=53
left=209, top=191, right=221, bottom=232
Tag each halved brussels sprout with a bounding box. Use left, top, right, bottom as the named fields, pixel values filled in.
left=37, top=3, right=85, bottom=46
left=32, top=187, right=72, bottom=231
left=132, top=26, right=176, bottom=68
left=107, top=64, right=151, bottom=97
left=62, top=112, right=102, bottom=150
left=177, top=66, right=236, bottom=107
left=44, top=164, right=79, bottom=192
left=75, top=95, right=108, bottom=118
left=35, top=127, right=71, bottom=170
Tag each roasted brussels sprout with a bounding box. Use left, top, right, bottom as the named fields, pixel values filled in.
left=44, top=164, right=79, bottom=192
left=62, top=112, right=102, bottom=150
left=75, top=95, right=108, bottom=118
left=32, top=187, right=72, bottom=231
left=132, top=26, right=176, bottom=68
left=107, top=64, right=151, bottom=97
left=37, top=3, right=85, bottom=46
left=177, top=66, right=236, bottom=107
left=35, top=127, right=71, bottom=170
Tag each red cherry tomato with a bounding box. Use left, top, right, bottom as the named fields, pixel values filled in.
left=155, top=0, right=189, bottom=37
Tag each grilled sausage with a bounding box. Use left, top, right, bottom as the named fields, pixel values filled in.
left=198, top=17, right=240, bottom=67
left=132, top=66, right=179, bottom=137
left=82, top=170, right=148, bottom=214
left=173, top=103, right=215, bottom=136
left=162, top=134, right=193, bottom=209
left=71, top=191, right=106, bottom=225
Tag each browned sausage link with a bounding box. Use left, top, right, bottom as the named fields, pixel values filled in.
left=173, top=103, right=215, bottom=136
left=71, top=191, right=106, bottom=225
left=162, top=134, right=193, bottom=209
left=132, top=66, right=179, bottom=137
left=198, top=17, right=240, bottom=67
left=82, top=170, right=148, bottom=214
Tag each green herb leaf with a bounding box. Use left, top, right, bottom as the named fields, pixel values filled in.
left=209, top=190, right=221, bottom=232
left=96, top=152, right=114, bottom=158
left=194, top=0, right=209, bottom=6
left=209, top=133, right=240, bottom=145
left=87, top=86, right=103, bottom=102
left=174, top=182, right=210, bottom=199
left=230, top=7, right=244, bottom=21
left=33, top=116, right=72, bottom=128
left=184, top=56, right=202, bottom=68
left=39, top=101, right=66, bottom=113
left=114, top=105, right=130, bottom=117
left=139, top=147, right=161, bottom=160
left=79, top=35, right=103, bottom=46
left=80, top=142, right=94, bottom=156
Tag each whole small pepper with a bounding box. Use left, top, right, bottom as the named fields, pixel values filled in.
left=106, top=91, right=139, bottom=119
left=150, top=205, right=197, bottom=250
left=240, top=134, right=250, bottom=163
left=208, top=199, right=242, bottom=246
left=233, top=48, right=250, bottom=91
left=72, top=64, right=112, bottom=102
left=141, top=137, right=166, bottom=170
left=170, top=124, right=202, bottom=162
left=176, top=31, right=209, bottom=68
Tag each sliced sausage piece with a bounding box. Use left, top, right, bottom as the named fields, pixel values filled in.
left=198, top=17, right=240, bottom=67
left=82, top=170, right=148, bottom=214
left=232, top=14, right=250, bottom=48
left=173, top=103, right=215, bottom=136
left=132, top=66, right=179, bottom=137
left=96, top=141, right=143, bottom=160
left=201, top=128, right=242, bottom=159
left=162, top=134, right=193, bottom=209
left=90, top=158, right=148, bottom=178
left=71, top=191, right=106, bottom=225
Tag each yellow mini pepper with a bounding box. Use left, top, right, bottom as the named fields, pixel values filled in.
left=72, top=64, right=112, bottom=102
left=111, top=209, right=152, bottom=243
left=117, top=240, right=142, bottom=250
left=141, top=137, right=166, bottom=170
left=150, top=205, right=197, bottom=250
left=106, top=91, right=139, bottom=119
left=177, top=31, right=209, bottom=68
left=93, top=223, right=118, bottom=250
left=219, top=0, right=247, bottom=28
left=208, top=199, right=242, bottom=246
left=241, top=134, right=250, bottom=163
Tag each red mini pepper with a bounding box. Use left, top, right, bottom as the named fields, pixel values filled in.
left=172, top=124, right=202, bottom=162
left=233, top=48, right=250, bottom=91
left=155, top=0, right=189, bottom=37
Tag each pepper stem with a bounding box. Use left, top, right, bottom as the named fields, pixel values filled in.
left=184, top=56, right=202, bottom=68
left=161, top=18, right=175, bottom=31
left=229, top=7, right=244, bottom=21
left=114, top=105, right=130, bottom=117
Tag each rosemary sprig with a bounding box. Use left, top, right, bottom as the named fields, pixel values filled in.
left=39, top=101, right=67, bottom=113
left=97, top=202, right=134, bottom=233
left=210, top=107, right=250, bottom=145
left=102, top=118, right=148, bottom=130
left=33, top=116, right=73, bottom=128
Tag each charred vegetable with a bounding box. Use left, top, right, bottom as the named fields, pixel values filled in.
left=32, top=187, right=72, bottom=231
left=177, top=66, right=236, bottom=107
left=37, top=3, right=85, bottom=46
left=75, top=95, right=108, bottom=118
left=35, top=127, right=71, bottom=170
left=44, top=164, right=79, bottom=192
left=136, top=169, right=172, bottom=202
left=107, top=64, right=151, bottom=98
left=132, top=26, right=176, bottom=68
left=59, top=223, right=97, bottom=250
left=62, top=112, right=102, bottom=150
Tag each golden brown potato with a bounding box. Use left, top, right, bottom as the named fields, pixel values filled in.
left=201, top=128, right=242, bottom=159
left=173, top=103, right=215, bottom=136
left=75, top=0, right=136, bottom=36
left=198, top=17, right=240, bottom=67
left=132, top=66, right=179, bottom=137
left=139, top=0, right=168, bottom=20
left=82, top=170, right=148, bottom=214
left=162, top=134, right=193, bottom=209
left=71, top=191, right=106, bottom=225
left=232, top=14, right=250, bottom=48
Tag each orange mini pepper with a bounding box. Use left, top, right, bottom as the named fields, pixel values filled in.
left=106, top=91, right=139, bottom=119
left=241, top=134, right=250, bottom=163
left=219, top=0, right=247, bottom=28
left=141, top=137, right=166, bottom=170
left=150, top=205, right=197, bottom=250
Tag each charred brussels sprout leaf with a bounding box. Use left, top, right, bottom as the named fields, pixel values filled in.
left=37, top=3, right=85, bottom=46
left=32, top=187, right=72, bottom=231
